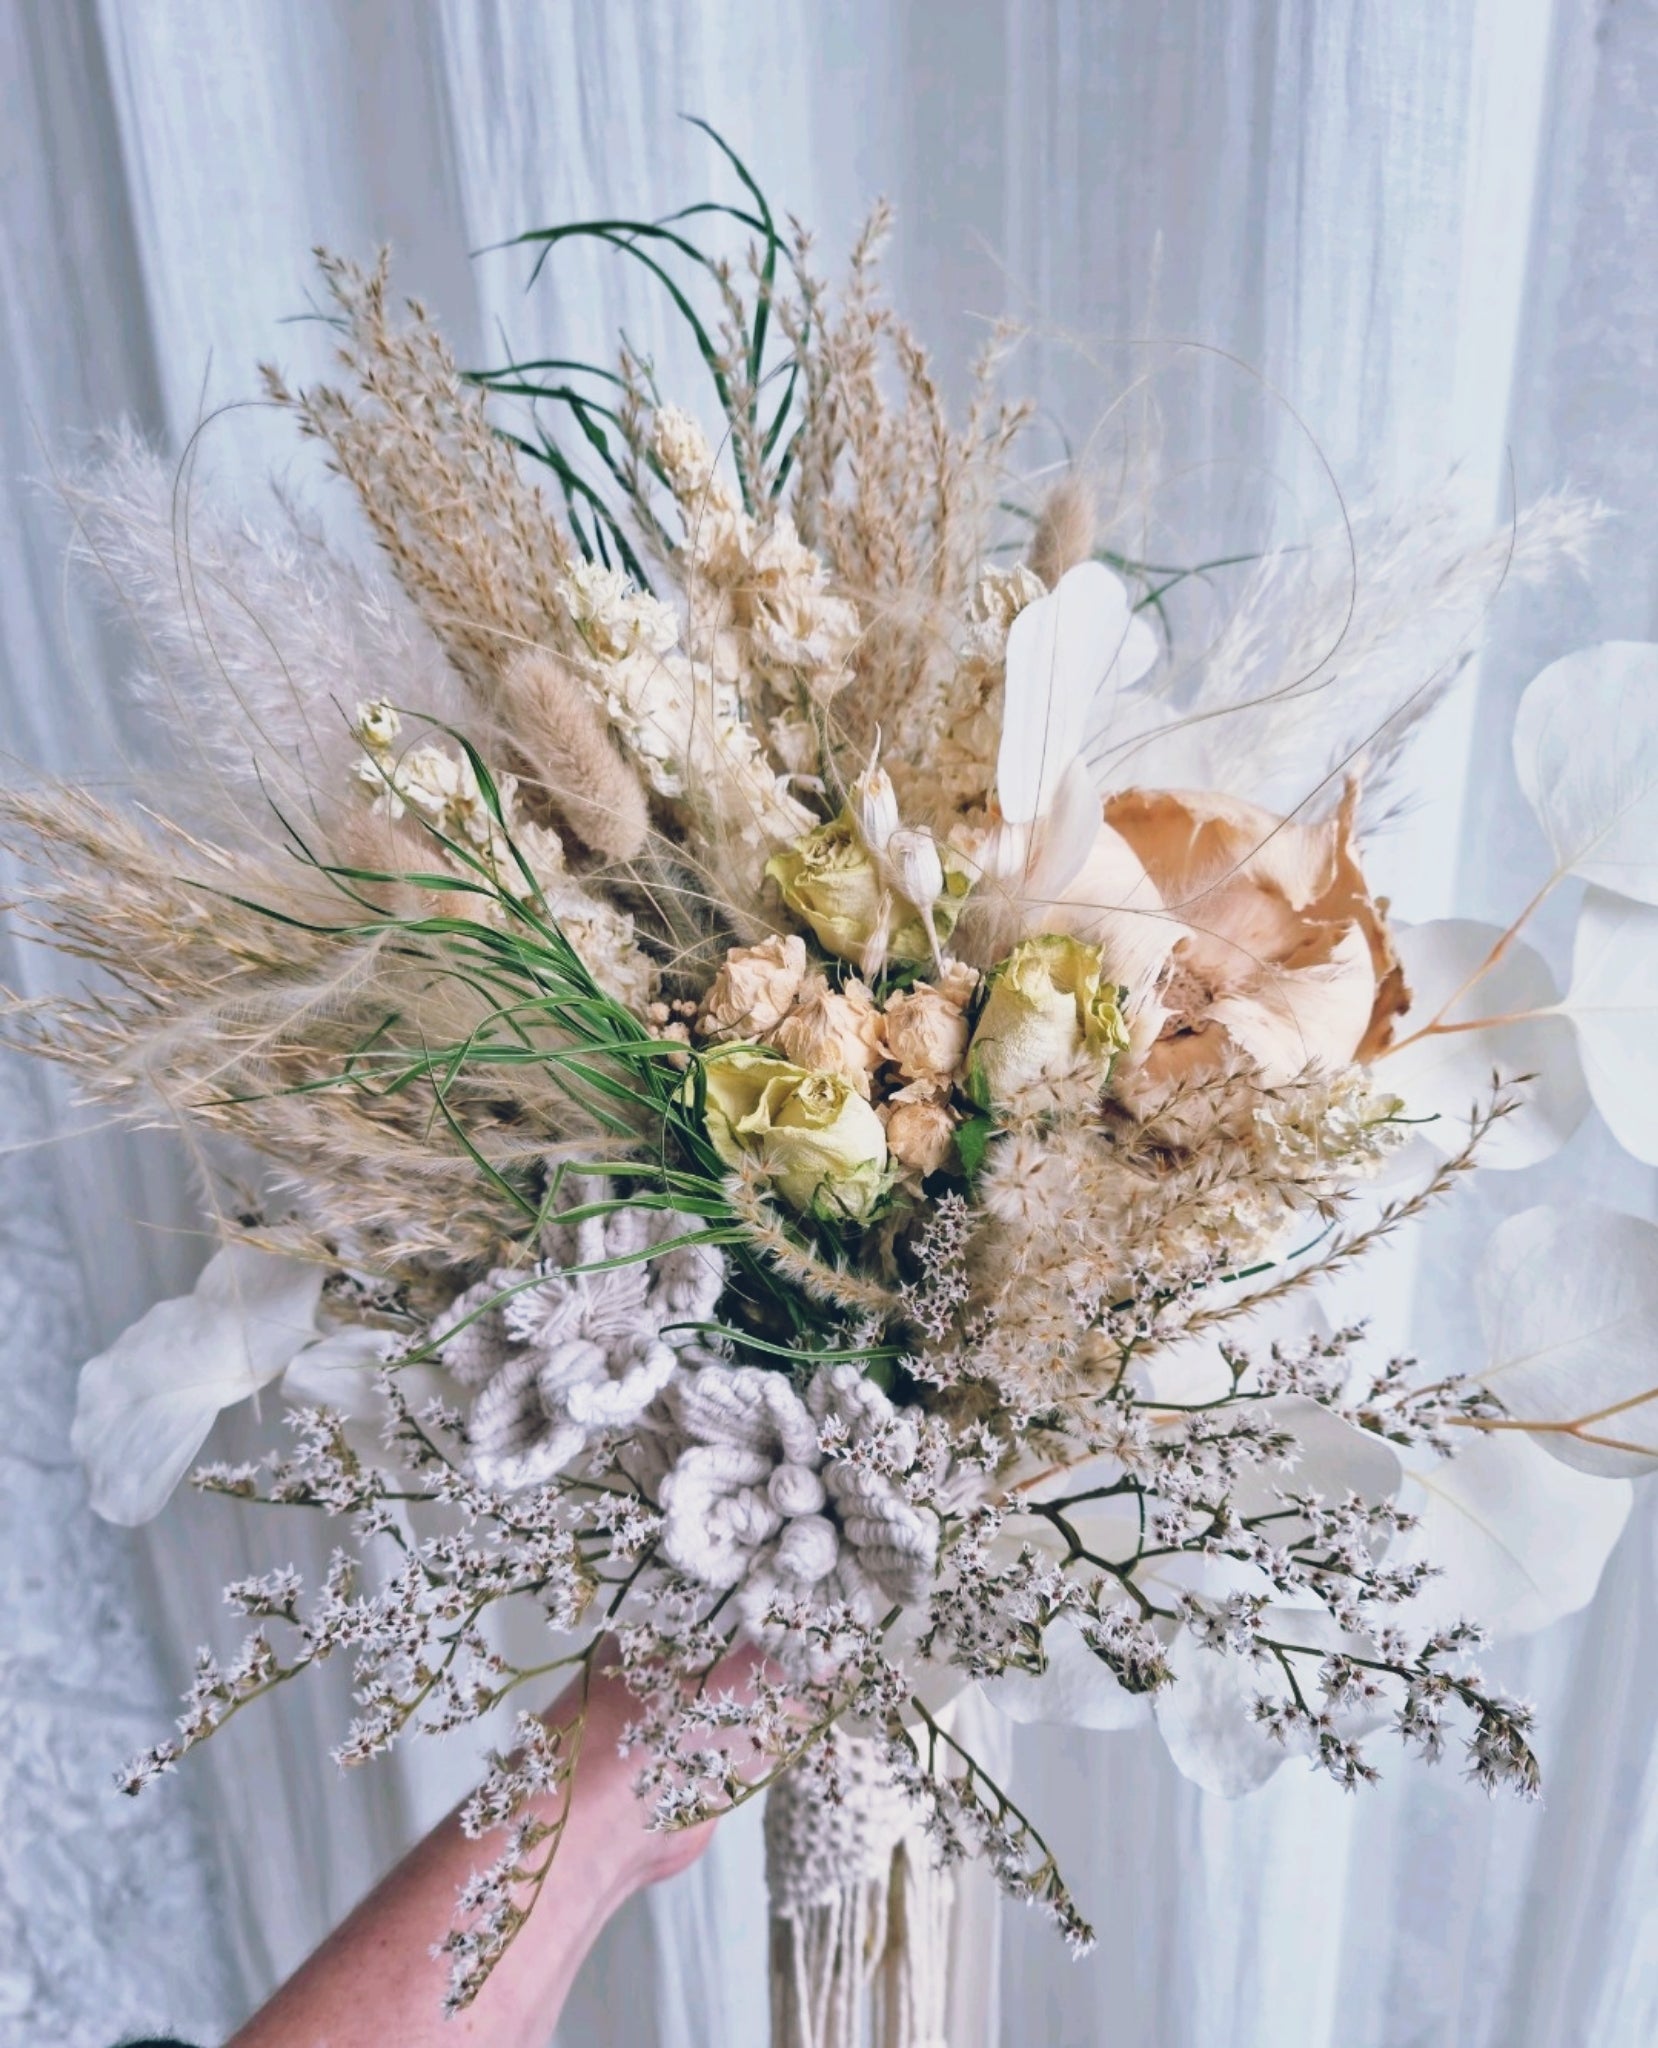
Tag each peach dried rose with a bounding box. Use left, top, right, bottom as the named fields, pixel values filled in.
left=1101, top=782, right=1406, bottom=1088
left=881, top=983, right=970, bottom=1086
left=936, top=959, right=981, bottom=1009
left=770, top=977, right=886, bottom=1096
left=697, top=934, right=809, bottom=1040
left=883, top=1097, right=958, bottom=1176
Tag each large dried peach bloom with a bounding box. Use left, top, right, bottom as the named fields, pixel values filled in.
left=1102, top=783, right=1406, bottom=1088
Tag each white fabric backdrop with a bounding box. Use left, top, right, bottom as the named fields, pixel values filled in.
left=2, top=4, right=1656, bottom=2044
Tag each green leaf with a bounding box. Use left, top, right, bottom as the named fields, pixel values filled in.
left=955, top=1111, right=996, bottom=1177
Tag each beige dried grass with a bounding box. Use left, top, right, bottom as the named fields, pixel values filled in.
left=781, top=208, right=1032, bottom=780
left=1, top=780, right=630, bottom=1268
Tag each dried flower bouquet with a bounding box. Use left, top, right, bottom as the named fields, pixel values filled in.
left=7, top=130, right=1658, bottom=2034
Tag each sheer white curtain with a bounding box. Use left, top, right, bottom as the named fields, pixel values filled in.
left=3, top=4, right=1655, bottom=2045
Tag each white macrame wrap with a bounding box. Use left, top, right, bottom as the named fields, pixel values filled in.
left=766, top=1735, right=952, bottom=2048
left=657, top=1361, right=940, bottom=1628
left=434, top=1199, right=723, bottom=1490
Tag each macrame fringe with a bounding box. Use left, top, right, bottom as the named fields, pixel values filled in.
left=766, top=1739, right=953, bottom=2048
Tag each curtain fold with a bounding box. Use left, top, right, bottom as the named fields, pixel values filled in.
left=2, top=4, right=1654, bottom=2045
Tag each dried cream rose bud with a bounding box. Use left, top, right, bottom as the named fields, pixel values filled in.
left=884, top=1098, right=958, bottom=1176
left=697, top=934, right=809, bottom=1040
left=881, top=983, right=970, bottom=1086
left=888, top=827, right=948, bottom=960
left=766, top=814, right=971, bottom=972
left=699, top=1047, right=890, bottom=1223
left=852, top=756, right=902, bottom=854
left=770, top=977, right=885, bottom=1096
left=352, top=698, right=401, bottom=752
left=967, top=934, right=1129, bottom=1109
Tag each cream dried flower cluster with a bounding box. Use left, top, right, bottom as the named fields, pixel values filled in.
left=9, top=136, right=1658, bottom=2017
left=693, top=933, right=977, bottom=1183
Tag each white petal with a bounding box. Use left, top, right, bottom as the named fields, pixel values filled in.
left=981, top=1618, right=1152, bottom=1732
left=852, top=757, right=900, bottom=854
left=72, top=1246, right=324, bottom=1525
left=1563, top=886, right=1658, bottom=1163
left=1378, top=919, right=1586, bottom=1168
left=1394, top=1430, right=1631, bottom=1636
left=1226, top=1396, right=1402, bottom=1526
left=1010, top=1476, right=1143, bottom=1568
left=1137, top=1292, right=1335, bottom=1410
left=1045, top=817, right=1181, bottom=1036
left=1152, top=1620, right=1291, bottom=1797
left=1476, top=1203, right=1658, bottom=1476
left=1513, top=640, right=1658, bottom=902
left=888, top=824, right=945, bottom=914
left=1020, top=755, right=1111, bottom=905
left=998, top=562, right=1150, bottom=826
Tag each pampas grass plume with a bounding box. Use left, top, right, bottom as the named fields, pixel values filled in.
left=502, top=648, right=650, bottom=862
left=1027, top=475, right=1097, bottom=588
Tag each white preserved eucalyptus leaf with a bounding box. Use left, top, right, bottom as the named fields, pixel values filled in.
left=1152, top=1626, right=1288, bottom=1795
left=281, top=1323, right=455, bottom=1467
left=1512, top=640, right=1658, bottom=903
left=71, top=1245, right=325, bottom=1525
left=1151, top=1605, right=1352, bottom=1797
left=1394, top=1430, right=1632, bottom=1635
left=1476, top=1204, right=1658, bottom=1476
left=1563, top=886, right=1658, bottom=1164
left=981, top=1618, right=1151, bottom=1732
left=1225, top=1396, right=1402, bottom=1526
left=1378, top=919, right=1586, bottom=1168
left=280, top=1323, right=398, bottom=1419
left=1138, top=1290, right=1333, bottom=1409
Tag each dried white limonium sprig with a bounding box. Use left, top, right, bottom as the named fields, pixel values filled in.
left=7, top=126, right=1653, bottom=2022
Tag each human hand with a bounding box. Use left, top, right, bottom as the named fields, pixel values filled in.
left=226, top=1635, right=769, bottom=2047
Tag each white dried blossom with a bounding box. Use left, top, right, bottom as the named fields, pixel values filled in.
left=352, top=696, right=401, bottom=752
left=1254, top=1067, right=1407, bottom=1188
left=744, top=514, right=861, bottom=694
left=573, top=617, right=812, bottom=855
left=650, top=404, right=721, bottom=498
left=558, top=560, right=679, bottom=663
left=964, top=561, right=1046, bottom=662
left=651, top=407, right=857, bottom=700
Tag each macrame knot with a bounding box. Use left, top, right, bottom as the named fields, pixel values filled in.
left=656, top=1360, right=940, bottom=1633
left=434, top=1196, right=723, bottom=1491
